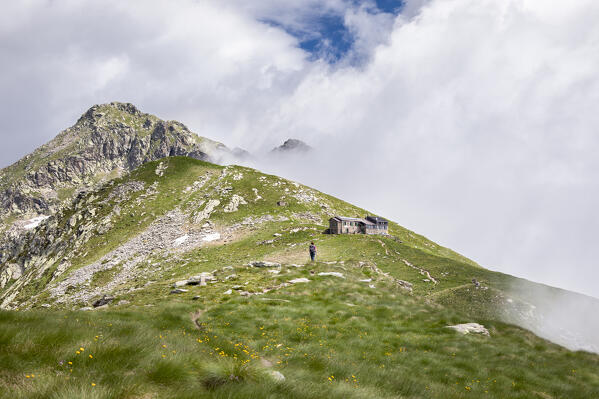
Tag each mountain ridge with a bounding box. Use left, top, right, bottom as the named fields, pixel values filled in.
left=0, top=106, right=598, bottom=398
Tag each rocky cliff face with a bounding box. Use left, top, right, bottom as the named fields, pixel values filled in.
left=0, top=102, right=230, bottom=234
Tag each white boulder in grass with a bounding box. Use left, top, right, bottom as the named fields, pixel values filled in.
left=289, top=278, right=311, bottom=284
left=446, top=323, right=490, bottom=336
left=269, top=370, right=285, bottom=382
left=317, top=272, right=344, bottom=278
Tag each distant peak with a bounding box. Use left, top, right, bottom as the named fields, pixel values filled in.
left=271, top=138, right=312, bottom=154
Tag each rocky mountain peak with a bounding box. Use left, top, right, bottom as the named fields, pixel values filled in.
left=0, top=102, right=230, bottom=235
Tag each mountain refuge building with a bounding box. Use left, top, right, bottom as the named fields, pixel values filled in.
left=329, top=216, right=389, bottom=235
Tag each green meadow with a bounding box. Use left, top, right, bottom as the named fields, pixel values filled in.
left=1, top=157, right=598, bottom=398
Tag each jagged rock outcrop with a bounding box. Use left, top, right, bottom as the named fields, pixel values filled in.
left=0, top=102, right=230, bottom=233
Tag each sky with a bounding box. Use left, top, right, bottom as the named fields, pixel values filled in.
left=2, top=0, right=599, bottom=298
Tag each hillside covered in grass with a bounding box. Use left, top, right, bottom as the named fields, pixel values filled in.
left=1, top=156, right=598, bottom=398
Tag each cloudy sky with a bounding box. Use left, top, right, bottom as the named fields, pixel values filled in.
left=2, top=0, right=599, bottom=297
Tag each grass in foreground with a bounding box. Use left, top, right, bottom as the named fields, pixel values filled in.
left=1, top=261, right=598, bottom=398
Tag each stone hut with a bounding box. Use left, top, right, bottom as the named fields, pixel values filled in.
left=329, top=215, right=389, bottom=235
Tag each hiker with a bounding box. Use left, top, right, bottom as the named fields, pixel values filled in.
left=309, top=242, right=317, bottom=261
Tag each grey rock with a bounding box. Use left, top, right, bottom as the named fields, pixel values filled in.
left=170, top=288, right=188, bottom=294
left=92, top=295, right=114, bottom=308
left=249, top=261, right=281, bottom=268
left=396, top=280, right=413, bottom=292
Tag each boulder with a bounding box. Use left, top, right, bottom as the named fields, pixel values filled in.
left=289, top=278, right=310, bottom=284
left=446, top=323, right=490, bottom=336
left=396, top=280, right=413, bottom=292
left=318, top=272, right=344, bottom=278
left=92, top=295, right=114, bottom=308
left=269, top=370, right=286, bottom=382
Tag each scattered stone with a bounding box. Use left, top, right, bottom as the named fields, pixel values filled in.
left=273, top=233, right=282, bottom=237
left=359, top=278, right=372, bottom=282
left=223, top=195, right=248, bottom=213
left=249, top=261, right=281, bottom=268
left=170, top=288, right=188, bottom=294
left=369, top=284, right=376, bottom=289
left=268, top=269, right=281, bottom=274
left=155, top=161, right=167, bottom=177
left=173, top=280, right=188, bottom=288
left=79, top=306, right=94, bottom=311
left=318, top=272, right=344, bottom=278
left=446, top=323, right=490, bottom=336
left=41, top=303, right=51, bottom=308
left=92, top=295, right=114, bottom=308
left=472, top=278, right=481, bottom=288
left=276, top=201, right=287, bottom=206
left=232, top=285, right=243, bottom=290
left=223, top=289, right=233, bottom=295
left=396, top=280, right=413, bottom=292
left=117, top=300, right=130, bottom=306
left=239, top=291, right=251, bottom=296
left=289, top=278, right=310, bottom=284
left=192, top=296, right=201, bottom=300
left=224, top=274, right=238, bottom=281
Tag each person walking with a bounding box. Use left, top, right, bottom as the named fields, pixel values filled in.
left=309, top=242, right=317, bottom=262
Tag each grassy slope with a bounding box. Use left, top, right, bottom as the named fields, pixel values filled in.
left=1, top=156, right=598, bottom=398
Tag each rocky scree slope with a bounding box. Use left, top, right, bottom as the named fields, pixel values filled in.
left=0, top=102, right=229, bottom=238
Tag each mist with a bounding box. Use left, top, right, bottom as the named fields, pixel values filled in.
left=503, top=279, right=599, bottom=353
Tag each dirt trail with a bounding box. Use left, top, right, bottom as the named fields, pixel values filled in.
left=377, top=239, right=390, bottom=255
left=397, top=254, right=438, bottom=284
